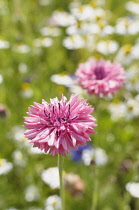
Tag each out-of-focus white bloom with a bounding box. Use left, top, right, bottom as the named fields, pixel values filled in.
left=39, top=0, right=51, bottom=6
left=115, top=44, right=133, bottom=65
left=85, top=35, right=96, bottom=51
left=51, top=73, right=76, bottom=87
left=70, top=4, right=95, bottom=21
left=68, top=1, right=81, bottom=11
left=25, top=185, right=40, bottom=202
left=108, top=97, right=139, bottom=121
left=33, top=37, right=53, bottom=48
left=126, top=66, right=139, bottom=92
left=18, top=63, right=28, bottom=74
left=49, top=11, right=76, bottom=27
left=41, top=167, right=60, bottom=189
left=115, top=17, right=139, bottom=35
left=70, top=5, right=106, bottom=22
left=63, top=35, right=85, bottom=49
left=126, top=1, right=139, bottom=15
left=28, top=146, right=45, bottom=155
left=108, top=102, right=127, bottom=121
left=20, top=88, right=33, bottom=98
left=5, top=208, right=18, bottom=210
left=82, top=147, right=108, bottom=166
left=126, top=98, right=139, bottom=120
left=13, top=44, right=30, bottom=53
left=0, top=159, right=13, bottom=175
left=45, top=195, right=61, bottom=210
left=20, top=83, right=33, bottom=99
left=40, top=27, right=61, bottom=37
left=0, top=74, right=3, bottom=84
left=101, top=25, right=115, bottom=36
left=12, top=150, right=26, bottom=167
left=66, top=22, right=105, bottom=36
left=96, top=40, right=119, bottom=55
left=0, top=39, right=10, bottom=49
left=92, top=8, right=106, bottom=21
left=131, top=42, right=139, bottom=59
left=50, top=73, right=87, bottom=96
left=126, top=182, right=139, bottom=198
left=9, top=126, right=29, bottom=147
left=69, top=85, right=87, bottom=96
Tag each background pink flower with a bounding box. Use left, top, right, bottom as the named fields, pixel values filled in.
left=23, top=95, right=97, bottom=156
left=75, top=59, right=125, bottom=97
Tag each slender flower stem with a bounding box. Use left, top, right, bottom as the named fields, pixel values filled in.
left=91, top=97, right=100, bottom=210
left=91, top=166, right=98, bottom=210
left=58, top=154, right=64, bottom=210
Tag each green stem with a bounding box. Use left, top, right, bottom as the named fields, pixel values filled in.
left=58, top=154, right=64, bottom=210
left=91, top=167, right=98, bottom=210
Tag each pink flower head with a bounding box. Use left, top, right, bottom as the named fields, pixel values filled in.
left=75, top=59, right=125, bottom=97
left=23, top=95, right=97, bottom=156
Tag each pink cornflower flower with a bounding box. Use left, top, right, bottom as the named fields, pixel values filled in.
left=75, top=59, right=125, bottom=97
left=23, top=95, right=97, bottom=156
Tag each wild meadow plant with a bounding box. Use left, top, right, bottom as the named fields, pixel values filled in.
left=23, top=94, right=97, bottom=210
left=23, top=58, right=125, bottom=209
left=1, top=0, right=139, bottom=209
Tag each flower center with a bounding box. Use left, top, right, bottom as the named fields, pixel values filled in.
left=94, top=63, right=106, bottom=80
left=44, top=103, right=77, bottom=129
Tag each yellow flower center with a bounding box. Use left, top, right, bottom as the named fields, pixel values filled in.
left=123, top=44, right=132, bottom=54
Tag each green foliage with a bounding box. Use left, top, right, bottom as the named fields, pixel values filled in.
left=0, top=0, right=139, bottom=209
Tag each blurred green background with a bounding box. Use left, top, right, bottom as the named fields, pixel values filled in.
left=0, top=0, right=139, bottom=209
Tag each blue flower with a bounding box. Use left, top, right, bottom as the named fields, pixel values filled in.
left=70, top=144, right=92, bottom=162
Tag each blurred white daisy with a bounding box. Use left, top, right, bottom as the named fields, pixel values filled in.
left=96, top=40, right=119, bottom=55
left=0, top=39, right=10, bottom=49
left=41, top=167, right=60, bottom=189
left=108, top=102, right=127, bottom=121
left=18, top=63, right=28, bottom=74
left=126, top=1, right=139, bottom=15
left=126, top=66, right=139, bottom=92
left=25, top=185, right=40, bottom=202
left=20, top=83, right=33, bottom=98
left=49, top=11, right=76, bottom=27
left=115, top=44, right=133, bottom=65
left=126, top=98, right=139, bottom=120
left=51, top=73, right=76, bottom=87
left=108, top=97, right=139, bottom=121
left=50, top=73, right=86, bottom=96
left=0, top=159, right=13, bottom=175
left=70, top=4, right=94, bottom=21
left=28, top=146, right=45, bottom=155
left=45, top=195, right=61, bottom=210
left=131, top=42, right=139, bottom=59
left=13, top=44, right=30, bottom=54
left=12, top=150, right=26, bottom=167
left=9, top=125, right=29, bottom=147
left=33, top=37, right=53, bottom=48
left=63, top=35, right=85, bottom=49
left=82, top=147, right=108, bottom=166
left=0, top=74, right=3, bottom=84
left=40, top=26, right=61, bottom=37
left=101, top=25, right=115, bottom=36
left=69, top=85, right=87, bottom=96
left=126, top=182, right=139, bottom=198
left=20, top=88, right=33, bottom=98
left=115, top=17, right=139, bottom=35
